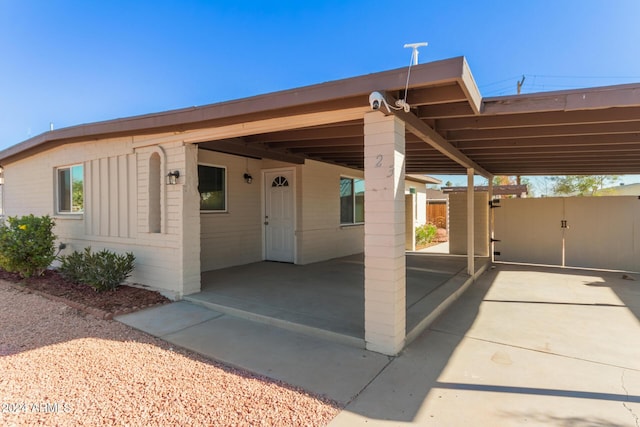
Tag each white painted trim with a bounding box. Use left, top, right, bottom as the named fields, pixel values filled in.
left=339, top=175, right=365, bottom=226
left=55, top=163, right=85, bottom=215
left=198, top=162, right=228, bottom=213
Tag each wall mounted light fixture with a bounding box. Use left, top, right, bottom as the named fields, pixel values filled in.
left=243, top=173, right=253, bottom=184
left=167, top=170, right=180, bottom=185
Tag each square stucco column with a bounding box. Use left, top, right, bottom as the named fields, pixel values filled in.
left=467, top=168, right=475, bottom=275
left=364, top=112, right=406, bottom=356
left=180, top=143, right=201, bottom=296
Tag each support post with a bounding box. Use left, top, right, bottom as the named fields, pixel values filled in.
left=405, top=193, right=416, bottom=251
left=180, top=143, right=202, bottom=296
left=488, top=178, right=494, bottom=263
left=363, top=112, right=406, bottom=356
left=467, top=168, right=475, bottom=276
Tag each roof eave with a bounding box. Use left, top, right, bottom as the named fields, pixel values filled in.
left=406, top=174, right=442, bottom=185
left=481, top=82, right=640, bottom=115
left=0, top=56, right=471, bottom=165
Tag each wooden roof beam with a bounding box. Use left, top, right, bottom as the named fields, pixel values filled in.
left=417, top=102, right=476, bottom=119
left=199, top=139, right=305, bottom=164
left=289, top=146, right=363, bottom=154
left=455, top=133, right=640, bottom=149
left=246, top=124, right=364, bottom=143
left=406, top=85, right=468, bottom=106
left=478, top=156, right=640, bottom=165
left=438, top=107, right=640, bottom=131
left=268, top=137, right=363, bottom=149
left=447, top=121, right=640, bottom=142
left=377, top=92, right=492, bottom=178
left=464, top=145, right=640, bottom=156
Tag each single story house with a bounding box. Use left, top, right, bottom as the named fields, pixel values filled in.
left=2, top=56, right=640, bottom=355
left=406, top=174, right=441, bottom=227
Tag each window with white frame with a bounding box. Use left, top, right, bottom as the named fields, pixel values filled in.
left=340, top=177, right=364, bottom=224
left=57, top=165, right=84, bottom=214
left=198, top=164, right=226, bottom=211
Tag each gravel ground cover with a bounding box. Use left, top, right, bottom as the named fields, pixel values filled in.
left=0, top=281, right=340, bottom=426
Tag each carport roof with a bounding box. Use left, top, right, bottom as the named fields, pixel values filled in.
left=1, top=56, right=640, bottom=176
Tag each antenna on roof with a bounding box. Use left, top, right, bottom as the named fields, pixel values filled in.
left=394, top=42, right=428, bottom=112
left=404, top=42, right=428, bottom=65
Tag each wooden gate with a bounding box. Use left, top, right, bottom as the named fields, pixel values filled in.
left=426, top=202, right=447, bottom=228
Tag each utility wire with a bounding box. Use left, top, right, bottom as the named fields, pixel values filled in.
left=481, top=73, right=640, bottom=96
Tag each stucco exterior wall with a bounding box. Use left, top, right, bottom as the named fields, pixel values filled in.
left=448, top=191, right=489, bottom=256
left=296, top=160, right=364, bottom=264
left=199, top=150, right=263, bottom=271
left=4, top=138, right=372, bottom=294
left=199, top=155, right=365, bottom=270
left=3, top=136, right=196, bottom=298
left=405, top=182, right=427, bottom=226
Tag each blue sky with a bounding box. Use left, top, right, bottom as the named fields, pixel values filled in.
left=2, top=1, right=640, bottom=184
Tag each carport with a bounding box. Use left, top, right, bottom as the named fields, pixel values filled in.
left=187, top=57, right=640, bottom=355
left=188, top=253, right=489, bottom=348
left=2, top=55, right=638, bottom=357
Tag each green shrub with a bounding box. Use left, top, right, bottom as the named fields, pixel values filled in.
left=57, top=249, right=85, bottom=283
left=58, top=247, right=135, bottom=292
left=415, top=223, right=437, bottom=246
left=0, top=215, right=57, bottom=278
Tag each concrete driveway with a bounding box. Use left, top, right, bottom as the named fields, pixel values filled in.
left=119, top=262, right=640, bottom=426
left=331, top=263, right=640, bottom=426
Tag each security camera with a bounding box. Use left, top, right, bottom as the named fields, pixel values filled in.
left=369, top=91, right=385, bottom=111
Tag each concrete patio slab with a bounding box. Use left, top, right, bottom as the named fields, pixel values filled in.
left=163, top=314, right=391, bottom=403
left=117, top=301, right=223, bottom=336
left=188, top=253, right=488, bottom=346
left=117, top=301, right=391, bottom=404
left=418, top=241, right=449, bottom=254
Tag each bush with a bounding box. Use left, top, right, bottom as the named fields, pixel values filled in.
left=58, top=247, right=135, bottom=292
left=0, top=215, right=57, bottom=278
left=415, top=223, right=437, bottom=246
left=57, top=249, right=85, bottom=283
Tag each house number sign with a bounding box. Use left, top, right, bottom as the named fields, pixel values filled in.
left=375, top=154, right=394, bottom=178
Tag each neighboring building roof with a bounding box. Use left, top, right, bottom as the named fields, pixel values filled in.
left=405, top=174, right=441, bottom=185
left=426, top=188, right=447, bottom=201
left=442, top=185, right=529, bottom=196
left=597, top=182, right=640, bottom=196
left=1, top=56, right=640, bottom=176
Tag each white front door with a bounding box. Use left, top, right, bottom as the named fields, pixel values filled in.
left=264, top=170, right=295, bottom=262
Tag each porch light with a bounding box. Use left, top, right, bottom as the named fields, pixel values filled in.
left=243, top=173, right=253, bottom=184
left=167, top=170, right=180, bottom=185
